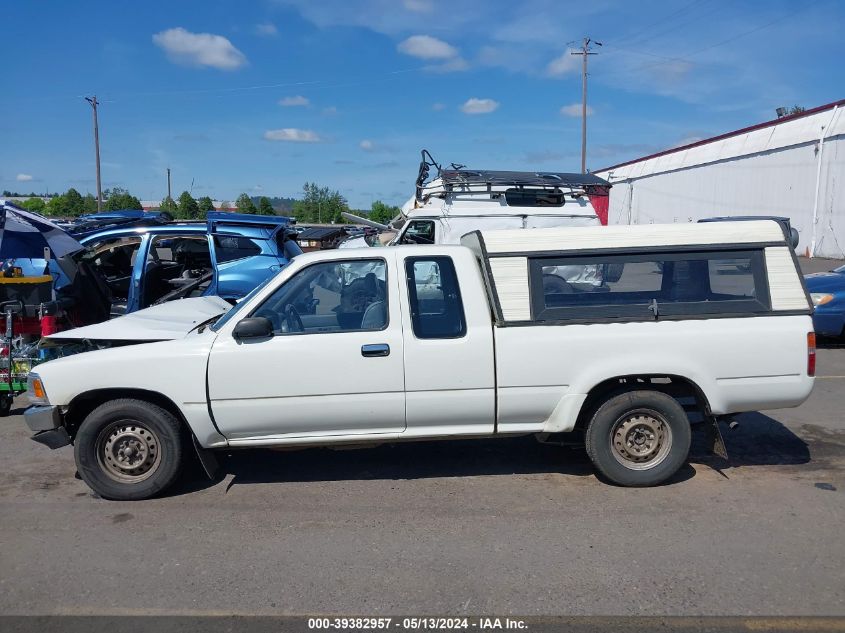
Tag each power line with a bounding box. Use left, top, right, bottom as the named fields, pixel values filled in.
left=596, top=2, right=818, bottom=81
left=611, top=0, right=714, bottom=49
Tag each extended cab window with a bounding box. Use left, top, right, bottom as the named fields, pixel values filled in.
left=530, top=249, right=770, bottom=322
left=400, top=220, right=436, bottom=245
left=405, top=257, right=466, bottom=339
left=213, top=235, right=262, bottom=263
left=253, top=259, right=387, bottom=334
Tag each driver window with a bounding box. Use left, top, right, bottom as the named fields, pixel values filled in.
left=253, top=259, right=387, bottom=334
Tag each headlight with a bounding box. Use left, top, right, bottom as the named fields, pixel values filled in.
left=811, top=293, right=834, bottom=306
left=27, top=373, right=49, bottom=405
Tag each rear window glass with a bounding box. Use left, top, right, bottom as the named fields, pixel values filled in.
left=530, top=250, right=769, bottom=322
left=504, top=188, right=566, bottom=207
left=214, top=235, right=262, bottom=263
left=405, top=256, right=466, bottom=339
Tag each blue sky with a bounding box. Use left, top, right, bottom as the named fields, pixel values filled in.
left=2, top=0, right=843, bottom=209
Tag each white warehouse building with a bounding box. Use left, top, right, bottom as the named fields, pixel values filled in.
left=594, top=99, right=844, bottom=259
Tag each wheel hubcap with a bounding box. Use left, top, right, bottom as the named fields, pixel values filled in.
left=97, top=422, right=162, bottom=483
left=610, top=410, right=673, bottom=471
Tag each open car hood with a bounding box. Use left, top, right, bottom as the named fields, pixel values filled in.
left=47, top=296, right=232, bottom=342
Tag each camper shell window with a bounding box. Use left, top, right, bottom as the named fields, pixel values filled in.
left=528, top=249, right=771, bottom=322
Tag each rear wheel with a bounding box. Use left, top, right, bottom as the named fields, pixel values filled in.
left=585, top=390, right=691, bottom=487
left=74, top=399, right=183, bottom=500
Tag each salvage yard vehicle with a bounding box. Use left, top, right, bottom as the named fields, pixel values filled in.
left=24, top=220, right=815, bottom=500
left=805, top=262, right=845, bottom=338
left=73, top=212, right=302, bottom=316
left=340, top=149, right=611, bottom=248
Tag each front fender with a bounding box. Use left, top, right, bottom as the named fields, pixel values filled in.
left=35, top=335, right=225, bottom=447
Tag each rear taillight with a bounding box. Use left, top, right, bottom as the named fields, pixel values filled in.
left=808, top=332, right=816, bottom=377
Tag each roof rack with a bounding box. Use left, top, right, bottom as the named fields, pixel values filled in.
left=414, top=149, right=611, bottom=202
left=440, top=169, right=610, bottom=188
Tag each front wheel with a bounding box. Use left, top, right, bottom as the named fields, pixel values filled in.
left=585, top=390, right=691, bottom=487
left=74, top=399, right=184, bottom=500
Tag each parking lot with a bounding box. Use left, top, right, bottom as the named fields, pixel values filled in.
left=0, top=259, right=843, bottom=618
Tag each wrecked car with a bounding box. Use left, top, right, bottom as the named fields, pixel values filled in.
left=65, top=212, right=301, bottom=318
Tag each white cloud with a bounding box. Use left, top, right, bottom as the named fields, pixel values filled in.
left=398, top=34, right=458, bottom=60
left=432, top=102, right=446, bottom=111
left=461, top=98, right=499, bottom=115
left=16, top=173, right=33, bottom=182
left=546, top=49, right=579, bottom=77
left=152, top=27, right=247, bottom=70
left=263, top=128, right=321, bottom=142
left=279, top=95, right=310, bottom=107
left=560, top=103, right=593, bottom=117
left=255, top=22, right=278, bottom=37
left=359, top=139, right=374, bottom=151
left=322, top=106, right=338, bottom=115
left=403, top=0, right=433, bottom=12
left=426, top=57, right=469, bottom=73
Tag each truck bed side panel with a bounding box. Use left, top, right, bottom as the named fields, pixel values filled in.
left=493, top=315, right=814, bottom=433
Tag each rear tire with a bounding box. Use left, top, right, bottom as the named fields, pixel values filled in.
left=585, top=390, right=691, bottom=487
left=74, top=398, right=183, bottom=500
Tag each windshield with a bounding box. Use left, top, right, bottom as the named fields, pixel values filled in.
left=834, top=264, right=845, bottom=274
left=210, top=274, right=275, bottom=332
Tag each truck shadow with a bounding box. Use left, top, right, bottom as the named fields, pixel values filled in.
left=195, top=437, right=599, bottom=493
left=168, top=411, right=811, bottom=496
left=688, top=411, right=811, bottom=468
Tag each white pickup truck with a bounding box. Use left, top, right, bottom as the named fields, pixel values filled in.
left=24, top=220, right=816, bottom=500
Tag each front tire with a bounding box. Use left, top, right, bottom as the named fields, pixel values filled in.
left=74, top=399, right=183, bottom=500
left=585, top=390, right=691, bottom=487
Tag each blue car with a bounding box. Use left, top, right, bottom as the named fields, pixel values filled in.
left=70, top=209, right=173, bottom=240
left=805, top=263, right=845, bottom=338
left=72, top=212, right=301, bottom=316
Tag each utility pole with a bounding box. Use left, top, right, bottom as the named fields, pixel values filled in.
left=571, top=37, right=601, bottom=173
left=85, top=96, right=103, bottom=211
left=166, top=168, right=172, bottom=201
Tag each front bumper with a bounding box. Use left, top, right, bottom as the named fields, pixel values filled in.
left=25, top=405, right=62, bottom=432
left=24, top=406, right=71, bottom=450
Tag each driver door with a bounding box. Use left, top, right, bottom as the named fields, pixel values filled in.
left=206, top=257, right=407, bottom=441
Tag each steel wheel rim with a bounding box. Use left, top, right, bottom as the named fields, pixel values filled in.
left=609, top=408, right=673, bottom=471
left=96, top=420, right=162, bottom=483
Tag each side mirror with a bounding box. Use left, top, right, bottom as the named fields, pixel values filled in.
left=789, top=227, right=800, bottom=250
left=233, top=316, right=273, bottom=340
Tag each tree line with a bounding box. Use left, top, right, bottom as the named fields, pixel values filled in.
left=7, top=183, right=401, bottom=224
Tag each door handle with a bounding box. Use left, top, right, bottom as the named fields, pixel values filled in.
left=361, top=344, right=390, bottom=357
